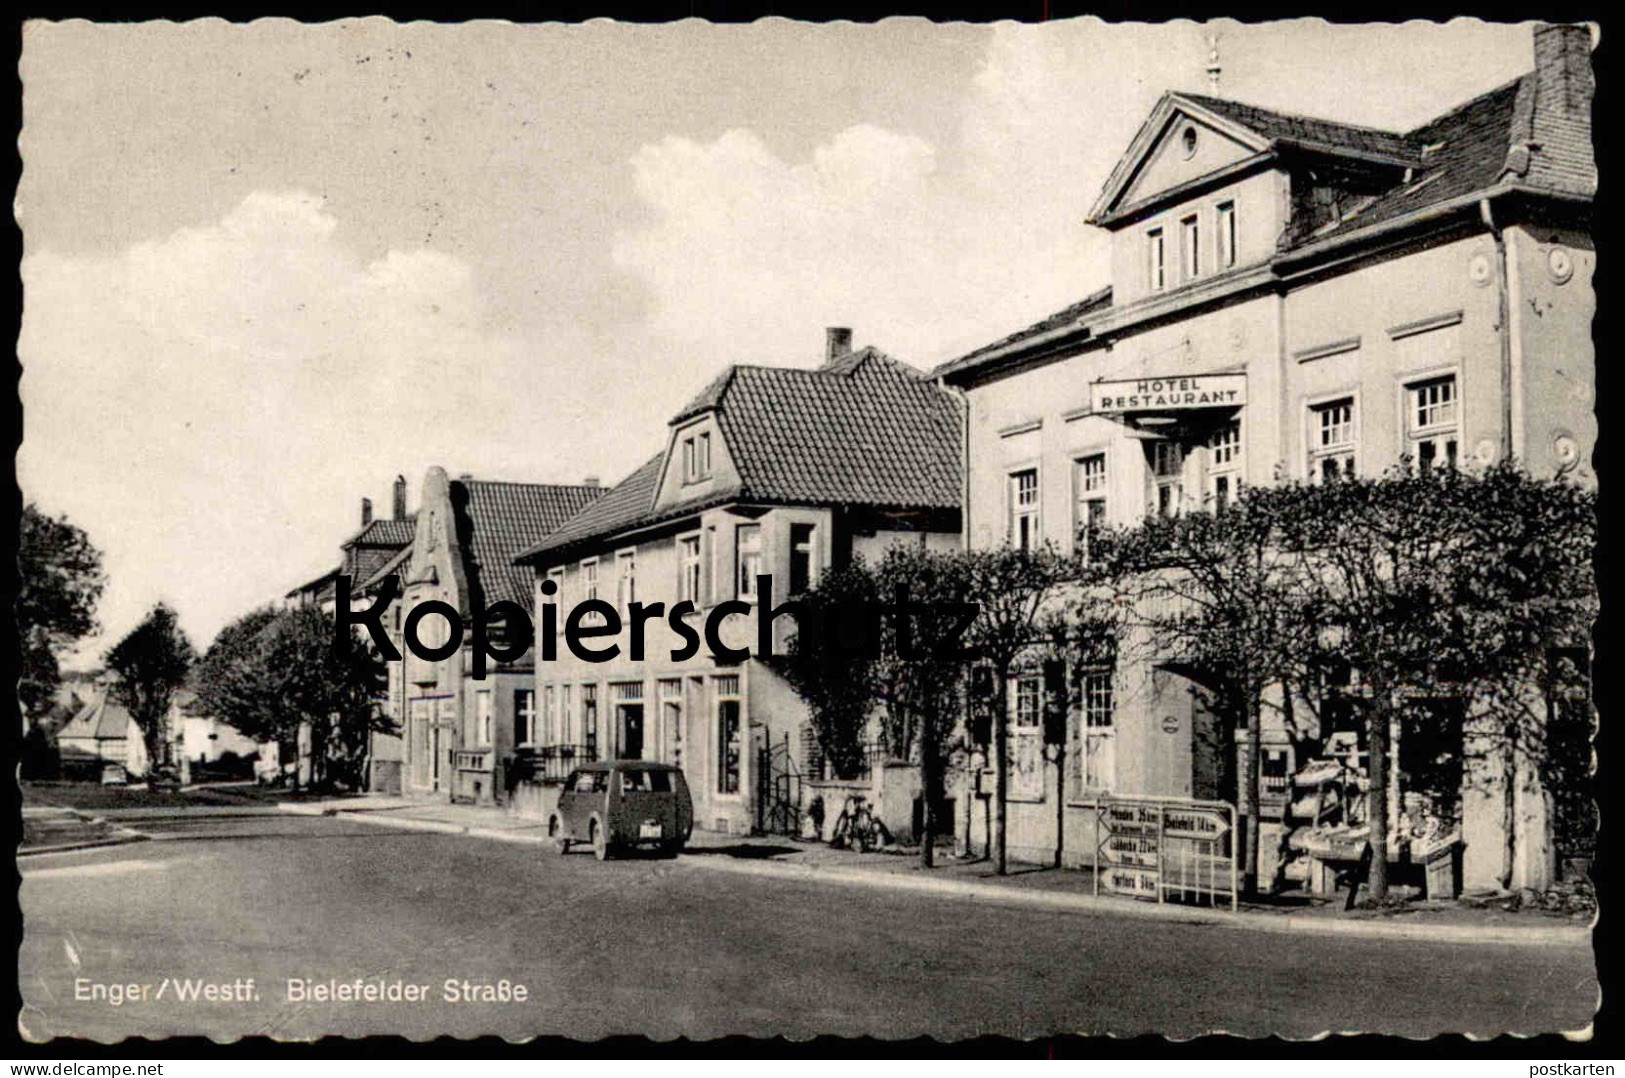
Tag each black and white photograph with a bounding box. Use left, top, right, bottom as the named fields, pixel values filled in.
left=14, top=15, right=1600, bottom=1046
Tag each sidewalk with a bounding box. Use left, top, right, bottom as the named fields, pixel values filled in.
left=19, top=805, right=150, bottom=857
left=276, top=796, right=1595, bottom=947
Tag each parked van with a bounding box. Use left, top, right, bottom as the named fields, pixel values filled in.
left=548, top=761, right=693, bottom=860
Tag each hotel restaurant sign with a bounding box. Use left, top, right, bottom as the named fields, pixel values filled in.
left=1090, top=374, right=1246, bottom=413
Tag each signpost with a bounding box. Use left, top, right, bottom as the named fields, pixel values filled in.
left=1092, top=795, right=1237, bottom=909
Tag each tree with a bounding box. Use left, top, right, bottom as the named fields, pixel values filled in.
left=1094, top=486, right=1320, bottom=894
left=869, top=546, right=977, bottom=869
left=105, top=603, right=194, bottom=784
left=194, top=605, right=391, bottom=792
left=1288, top=463, right=1596, bottom=901
left=960, top=546, right=1069, bottom=876
left=17, top=504, right=105, bottom=720
left=779, top=561, right=885, bottom=782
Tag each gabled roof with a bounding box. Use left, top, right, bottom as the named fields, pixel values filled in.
left=57, top=695, right=132, bottom=742
left=452, top=479, right=604, bottom=611
left=519, top=348, right=962, bottom=563
left=285, top=566, right=340, bottom=602
left=1176, top=92, right=1420, bottom=163
left=515, top=455, right=667, bottom=563
left=1090, top=91, right=1421, bottom=224
left=951, top=40, right=1593, bottom=385
left=357, top=543, right=413, bottom=594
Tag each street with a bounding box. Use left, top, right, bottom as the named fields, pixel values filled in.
left=19, top=813, right=1599, bottom=1042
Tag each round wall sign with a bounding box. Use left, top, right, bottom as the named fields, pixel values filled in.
left=1161, top=715, right=1181, bottom=734
left=1547, top=246, right=1575, bottom=285
left=1468, top=252, right=1493, bottom=287
left=1554, top=434, right=1579, bottom=467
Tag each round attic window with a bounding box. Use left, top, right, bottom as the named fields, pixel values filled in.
left=1181, top=126, right=1199, bottom=159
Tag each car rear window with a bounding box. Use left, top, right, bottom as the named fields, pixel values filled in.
left=621, top=769, right=672, bottom=793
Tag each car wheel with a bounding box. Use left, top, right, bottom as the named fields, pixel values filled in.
left=590, top=815, right=610, bottom=861
left=548, top=814, right=570, bottom=855
left=661, top=839, right=684, bottom=859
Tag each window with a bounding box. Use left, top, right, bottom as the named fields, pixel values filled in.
left=546, top=568, right=565, bottom=635
left=660, top=679, right=683, bottom=769
left=716, top=676, right=742, bottom=795
left=475, top=690, right=492, bottom=748
left=1009, top=675, right=1044, bottom=801
left=580, top=558, right=602, bottom=626
left=736, top=524, right=763, bottom=601
left=1309, top=397, right=1357, bottom=481
left=621, top=768, right=673, bottom=793
left=1206, top=419, right=1242, bottom=510
left=1081, top=671, right=1115, bottom=792
left=542, top=685, right=556, bottom=744
left=1181, top=214, right=1200, bottom=280
left=1012, top=676, right=1042, bottom=729
left=1009, top=469, right=1039, bottom=551
left=706, top=526, right=719, bottom=605
left=1217, top=201, right=1236, bottom=269
left=1407, top=375, right=1459, bottom=474
left=678, top=534, right=702, bottom=605
left=561, top=685, right=573, bottom=743
left=515, top=689, right=535, bottom=746
left=581, top=684, right=598, bottom=760
left=789, top=523, right=817, bottom=594
left=1148, top=228, right=1166, bottom=291
left=615, top=548, right=637, bottom=613
left=1073, top=454, right=1108, bottom=560
left=1148, top=440, right=1186, bottom=518
left=683, top=431, right=713, bottom=482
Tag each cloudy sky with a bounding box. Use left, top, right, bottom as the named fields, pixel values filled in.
left=19, top=17, right=1539, bottom=661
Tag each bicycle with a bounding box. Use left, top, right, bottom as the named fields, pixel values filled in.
left=829, top=794, right=892, bottom=853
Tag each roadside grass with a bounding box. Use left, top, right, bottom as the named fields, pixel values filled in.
left=20, top=780, right=352, bottom=812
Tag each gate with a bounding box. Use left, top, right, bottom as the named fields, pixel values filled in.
left=1091, top=794, right=1237, bottom=909
left=755, top=732, right=803, bottom=836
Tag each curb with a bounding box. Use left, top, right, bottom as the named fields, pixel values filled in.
left=17, top=833, right=151, bottom=858
left=288, top=801, right=1592, bottom=947
left=676, top=855, right=1593, bottom=947
left=280, top=802, right=552, bottom=845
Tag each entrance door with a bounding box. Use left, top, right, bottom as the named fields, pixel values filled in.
left=619, top=705, right=644, bottom=760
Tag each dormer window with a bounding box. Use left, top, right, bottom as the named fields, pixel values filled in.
left=1148, top=228, right=1166, bottom=291
left=1181, top=214, right=1201, bottom=280
left=682, top=431, right=713, bottom=483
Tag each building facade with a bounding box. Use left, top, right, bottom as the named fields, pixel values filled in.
left=937, top=24, right=1594, bottom=890
left=516, top=333, right=962, bottom=836
left=367, top=467, right=603, bottom=805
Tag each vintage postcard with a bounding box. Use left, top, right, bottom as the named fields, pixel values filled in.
left=16, top=16, right=1598, bottom=1045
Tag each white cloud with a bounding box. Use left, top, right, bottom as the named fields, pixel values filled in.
left=19, top=190, right=533, bottom=655
left=609, top=27, right=1150, bottom=372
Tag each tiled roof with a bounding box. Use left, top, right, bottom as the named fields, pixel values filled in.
left=453, top=480, right=604, bottom=612
left=348, top=516, right=417, bottom=549
left=716, top=349, right=960, bottom=509
left=358, top=543, right=412, bottom=594
left=285, top=567, right=339, bottom=602
left=934, top=288, right=1113, bottom=381
left=1177, top=92, right=1420, bottom=163
left=521, top=349, right=962, bottom=562
left=58, top=695, right=132, bottom=742
left=516, top=455, right=668, bottom=563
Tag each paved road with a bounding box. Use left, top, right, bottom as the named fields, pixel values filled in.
left=19, top=814, right=1598, bottom=1042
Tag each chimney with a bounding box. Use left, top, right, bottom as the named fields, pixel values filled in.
left=360, top=497, right=373, bottom=527
left=393, top=475, right=407, bottom=520
left=583, top=476, right=601, bottom=489
left=1534, top=23, right=1593, bottom=115
left=825, top=326, right=853, bottom=364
